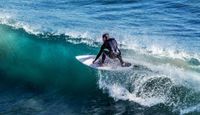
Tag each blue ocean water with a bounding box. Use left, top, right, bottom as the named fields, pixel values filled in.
left=0, top=0, right=200, bottom=114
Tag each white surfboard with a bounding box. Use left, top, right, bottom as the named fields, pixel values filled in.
left=76, top=55, right=133, bottom=71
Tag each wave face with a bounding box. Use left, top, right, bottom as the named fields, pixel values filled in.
left=0, top=0, right=200, bottom=114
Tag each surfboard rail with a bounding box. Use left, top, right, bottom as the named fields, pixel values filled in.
left=76, top=55, right=132, bottom=71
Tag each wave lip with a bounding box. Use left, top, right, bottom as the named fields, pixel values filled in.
left=1, top=16, right=200, bottom=72
left=0, top=13, right=41, bottom=35
left=0, top=12, right=200, bottom=66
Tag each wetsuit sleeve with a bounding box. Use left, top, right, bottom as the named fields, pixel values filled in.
left=94, top=45, right=104, bottom=62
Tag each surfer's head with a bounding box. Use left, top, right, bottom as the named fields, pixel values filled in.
left=102, top=33, right=109, bottom=42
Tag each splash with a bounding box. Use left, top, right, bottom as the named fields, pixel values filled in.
left=97, top=58, right=200, bottom=112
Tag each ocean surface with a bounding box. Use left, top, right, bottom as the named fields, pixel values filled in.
left=0, top=0, right=200, bottom=114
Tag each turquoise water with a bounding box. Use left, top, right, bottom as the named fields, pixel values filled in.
left=0, top=0, right=200, bottom=114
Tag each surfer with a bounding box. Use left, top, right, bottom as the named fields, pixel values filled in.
left=93, top=33, right=126, bottom=67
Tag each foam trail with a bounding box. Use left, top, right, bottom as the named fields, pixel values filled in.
left=97, top=57, right=200, bottom=110
left=97, top=66, right=172, bottom=107
left=130, top=59, right=200, bottom=91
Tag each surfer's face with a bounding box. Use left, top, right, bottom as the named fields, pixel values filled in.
left=102, top=34, right=109, bottom=42
left=103, top=37, right=107, bottom=42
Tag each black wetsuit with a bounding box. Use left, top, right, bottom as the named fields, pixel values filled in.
left=94, top=38, right=124, bottom=65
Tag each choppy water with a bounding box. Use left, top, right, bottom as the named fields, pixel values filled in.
left=0, top=0, right=200, bottom=114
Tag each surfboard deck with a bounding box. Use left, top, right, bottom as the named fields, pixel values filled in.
left=76, top=55, right=133, bottom=71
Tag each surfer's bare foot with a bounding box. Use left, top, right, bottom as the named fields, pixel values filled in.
left=121, top=62, right=131, bottom=67
left=121, top=62, right=126, bottom=67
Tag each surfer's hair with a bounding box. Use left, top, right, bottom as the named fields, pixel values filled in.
left=102, top=33, right=109, bottom=39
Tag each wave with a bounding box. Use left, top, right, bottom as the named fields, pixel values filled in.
left=1, top=10, right=200, bottom=115
left=0, top=13, right=199, bottom=71
left=0, top=13, right=41, bottom=35
left=0, top=15, right=199, bottom=69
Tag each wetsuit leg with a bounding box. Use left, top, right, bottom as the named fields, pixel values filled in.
left=116, top=51, right=124, bottom=65
left=102, top=50, right=109, bottom=63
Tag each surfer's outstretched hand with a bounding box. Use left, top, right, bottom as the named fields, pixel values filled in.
left=92, top=60, right=95, bottom=64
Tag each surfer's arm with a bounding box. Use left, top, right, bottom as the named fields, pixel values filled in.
left=93, top=45, right=104, bottom=63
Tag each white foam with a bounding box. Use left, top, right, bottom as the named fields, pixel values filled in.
left=180, top=104, right=200, bottom=115
left=131, top=58, right=200, bottom=91
left=98, top=71, right=170, bottom=107
left=97, top=55, right=200, bottom=108
left=0, top=13, right=41, bottom=35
